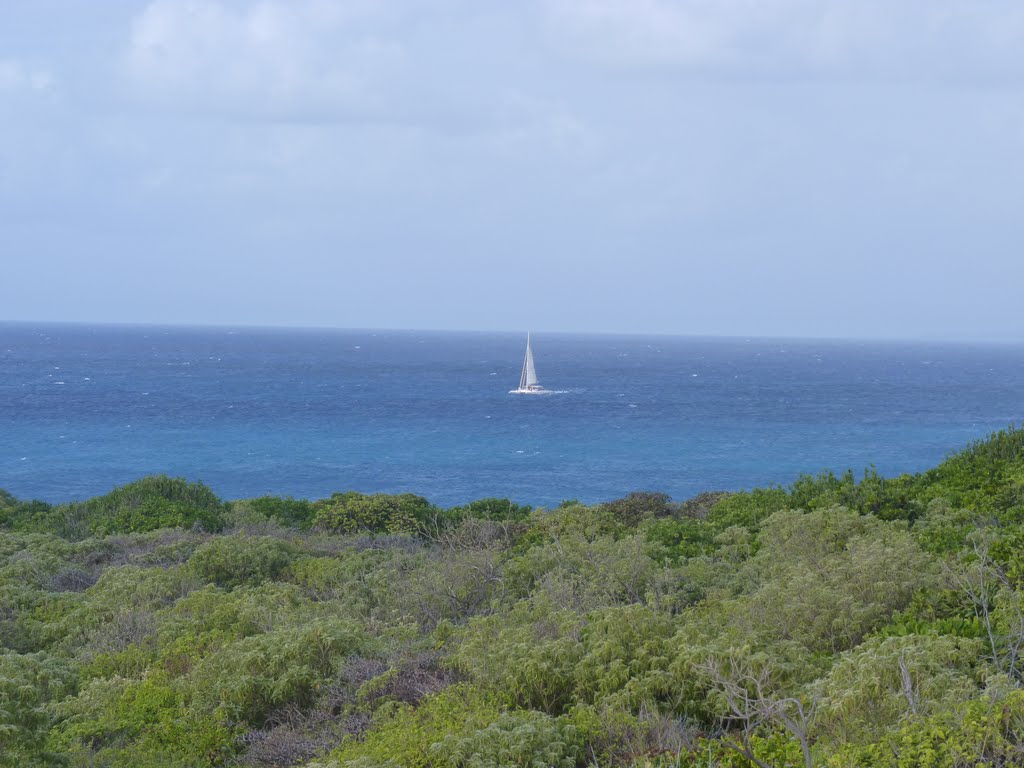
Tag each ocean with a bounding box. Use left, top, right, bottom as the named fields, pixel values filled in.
left=2, top=323, right=1022, bottom=507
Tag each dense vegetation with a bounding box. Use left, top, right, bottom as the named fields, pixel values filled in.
left=3, top=429, right=1024, bottom=767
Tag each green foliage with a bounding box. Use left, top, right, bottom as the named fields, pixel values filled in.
left=831, top=683, right=1024, bottom=768
left=453, top=602, right=678, bottom=716
left=5, top=429, right=1024, bottom=768
left=916, top=427, right=1024, bottom=517
left=155, top=581, right=310, bottom=653
left=24, top=564, right=196, bottom=654
left=705, top=487, right=789, bottom=532
left=565, top=704, right=656, bottom=765
left=227, top=495, right=315, bottom=528
left=669, top=632, right=820, bottom=725
left=52, top=672, right=236, bottom=767
left=0, top=492, right=55, bottom=534
left=30, top=476, right=226, bottom=539
left=193, top=617, right=366, bottom=724
left=188, top=534, right=295, bottom=588
left=289, top=550, right=398, bottom=616
left=399, top=544, right=505, bottom=625
left=572, top=605, right=677, bottom=709
left=731, top=507, right=936, bottom=653
left=990, top=529, right=1024, bottom=586
left=911, top=497, right=983, bottom=554
left=813, top=634, right=983, bottom=747
left=452, top=599, right=583, bottom=714
left=312, top=492, right=431, bottom=535
left=788, top=467, right=918, bottom=522
left=516, top=502, right=627, bottom=550
left=432, top=709, right=580, bottom=768
left=446, top=498, right=533, bottom=523
left=642, top=516, right=715, bottom=561
left=704, top=427, right=1024, bottom=541
left=600, top=492, right=676, bottom=527
left=506, top=530, right=663, bottom=611
left=0, top=650, right=75, bottom=767
left=329, top=684, right=503, bottom=768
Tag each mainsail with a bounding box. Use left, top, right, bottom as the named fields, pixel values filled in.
left=520, top=333, right=539, bottom=390
left=511, top=333, right=548, bottom=394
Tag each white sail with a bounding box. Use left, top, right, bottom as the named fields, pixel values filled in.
left=521, top=334, right=539, bottom=388
left=512, top=332, right=548, bottom=394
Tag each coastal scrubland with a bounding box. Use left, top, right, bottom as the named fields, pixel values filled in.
left=3, top=430, right=1024, bottom=767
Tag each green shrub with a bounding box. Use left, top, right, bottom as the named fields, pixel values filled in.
left=330, top=684, right=502, bottom=768
left=448, top=498, right=532, bottom=523
left=642, top=516, right=715, bottom=561
left=10, top=429, right=1024, bottom=767
left=158, top=582, right=307, bottom=648
left=830, top=683, right=1024, bottom=768
left=51, top=476, right=225, bottom=538
left=193, top=617, right=367, bottom=724
left=51, top=671, right=235, bottom=767
left=432, top=709, right=580, bottom=768
left=600, top=492, right=675, bottom=527
left=727, top=507, right=937, bottom=653
left=812, top=634, right=984, bottom=747
left=451, top=600, right=584, bottom=714
left=0, top=492, right=55, bottom=534
left=312, top=493, right=429, bottom=535
left=705, top=488, right=789, bottom=533
left=227, top=496, right=315, bottom=529
left=188, top=534, right=295, bottom=588
left=0, top=650, right=75, bottom=767
left=572, top=605, right=677, bottom=709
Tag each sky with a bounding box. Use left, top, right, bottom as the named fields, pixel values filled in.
left=2, top=1, right=1024, bottom=341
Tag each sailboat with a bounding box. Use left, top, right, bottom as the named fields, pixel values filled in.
left=509, top=333, right=550, bottom=394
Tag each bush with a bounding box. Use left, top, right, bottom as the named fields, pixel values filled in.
left=812, top=634, right=983, bottom=747
left=833, top=683, right=1024, bottom=768
left=600, top=492, right=675, bottom=527
left=53, top=476, right=225, bottom=538
left=193, top=618, right=367, bottom=725
left=445, top=498, right=533, bottom=524
left=729, top=508, right=937, bottom=653
left=704, top=488, right=789, bottom=533
left=51, top=671, right=236, bottom=767
left=432, top=709, right=580, bottom=768
left=312, top=493, right=429, bottom=536
left=228, top=496, right=315, bottom=529
left=0, top=492, right=55, bottom=534
left=0, top=650, right=75, bottom=767
left=189, top=535, right=295, bottom=588
left=329, top=684, right=502, bottom=768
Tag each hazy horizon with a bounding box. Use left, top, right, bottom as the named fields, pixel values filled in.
left=5, top=318, right=1024, bottom=348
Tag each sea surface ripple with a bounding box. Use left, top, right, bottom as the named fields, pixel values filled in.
left=2, top=323, right=1023, bottom=506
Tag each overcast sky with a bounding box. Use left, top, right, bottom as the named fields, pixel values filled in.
left=2, top=1, right=1023, bottom=340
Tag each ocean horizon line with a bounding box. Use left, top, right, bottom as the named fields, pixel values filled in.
left=3, top=318, right=1023, bottom=348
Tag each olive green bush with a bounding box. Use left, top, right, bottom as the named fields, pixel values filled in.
left=2, top=430, right=1024, bottom=766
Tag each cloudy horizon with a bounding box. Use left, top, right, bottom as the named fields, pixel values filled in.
left=3, top=1, right=1024, bottom=341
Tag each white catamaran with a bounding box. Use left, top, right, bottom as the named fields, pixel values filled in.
left=510, top=333, right=550, bottom=394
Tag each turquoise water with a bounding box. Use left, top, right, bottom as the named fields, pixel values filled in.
left=2, top=323, right=1023, bottom=506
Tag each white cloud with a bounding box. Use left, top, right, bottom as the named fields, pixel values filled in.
left=0, top=59, right=54, bottom=92
left=120, top=0, right=596, bottom=144
left=123, top=0, right=405, bottom=119
left=543, top=0, right=1024, bottom=82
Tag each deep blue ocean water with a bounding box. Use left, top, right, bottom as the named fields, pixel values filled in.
left=2, top=323, right=1023, bottom=507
